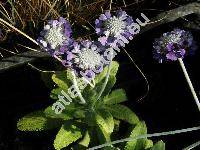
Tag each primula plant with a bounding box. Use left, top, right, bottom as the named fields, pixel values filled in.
left=17, top=61, right=164, bottom=150
left=153, top=28, right=200, bottom=111
left=0, top=0, right=200, bottom=150
left=16, top=11, right=165, bottom=150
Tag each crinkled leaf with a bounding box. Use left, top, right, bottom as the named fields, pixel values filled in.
left=78, top=130, right=90, bottom=147
left=104, top=89, right=127, bottom=105
left=95, top=61, right=119, bottom=84
left=109, top=61, right=119, bottom=76
left=103, top=146, right=121, bottom=150
left=151, top=141, right=165, bottom=150
left=17, top=111, right=62, bottom=131
left=113, top=119, right=120, bottom=132
left=51, top=70, right=86, bottom=104
left=82, top=86, right=97, bottom=106
left=95, top=109, right=114, bottom=134
left=125, top=121, right=152, bottom=150
left=96, top=126, right=119, bottom=150
left=85, top=111, right=96, bottom=126
left=102, top=75, right=116, bottom=96
left=52, top=71, right=69, bottom=90
left=95, top=75, right=116, bottom=98
left=50, top=87, right=64, bottom=100
left=96, top=124, right=111, bottom=144
left=44, top=105, right=76, bottom=120
left=105, top=105, right=140, bottom=125
left=74, top=109, right=85, bottom=119
left=144, top=139, right=154, bottom=149
left=91, top=61, right=118, bottom=100
left=54, top=122, right=82, bottom=150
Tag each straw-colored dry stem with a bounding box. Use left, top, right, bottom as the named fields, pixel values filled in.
left=0, top=18, right=38, bottom=45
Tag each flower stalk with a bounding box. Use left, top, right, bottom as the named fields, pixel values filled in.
left=178, top=58, right=200, bottom=111
left=97, top=49, right=113, bottom=100
left=72, top=71, right=86, bottom=104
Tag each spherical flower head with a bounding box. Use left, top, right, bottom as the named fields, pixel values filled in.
left=62, top=40, right=106, bottom=79
left=153, top=29, right=196, bottom=63
left=37, top=17, right=73, bottom=56
left=95, top=10, right=135, bottom=48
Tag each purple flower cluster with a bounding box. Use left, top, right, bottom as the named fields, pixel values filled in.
left=38, top=17, right=73, bottom=56
left=38, top=17, right=110, bottom=78
left=153, top=29, right=196, bottom=63
left=37, top=11, right=139, bottom=78
left=61, top=40, right=104, bottom=78
left=95, top=10, right=135, bottom=48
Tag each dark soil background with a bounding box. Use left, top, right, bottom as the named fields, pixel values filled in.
left=0, top=0, right=200, bottom=150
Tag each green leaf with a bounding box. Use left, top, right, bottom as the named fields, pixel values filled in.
left=54, top=122, right=82, bottom=150
left=82, top=86, right=97, bottom=105
left=74, top=109, right=85, bottom=119
left=50, top=87, right=63, bottom=100
left=96, top=124, right=111, bottom=144
left=105, top=104, right=140, bottom=125
left=95, top=75, right=116, bottom=98
left=151, top=141, right=165, bottom=150
left=95, top=61, right=119, bottom=84
left=44, top=105, right=75, bottom=120
left=144, top=139, right=154, bottom=149
left=17, top=111, right=62, bottom=131
left=96, top=61, right=119, bottom=97
left=104, top=89, right=127, bottom=105
left=95, top=109, right=114, bottom=134
left=85, top=111, right=96, bottom=126
left=102, top=75, right=117, bottom=97
left=103, top=146, right=120, bottom=150
left=79, top=130, right=90, bottom=147
left=125, top=121, right=150, bottom=150
left=113, top=119, right=120, bottom=132
left=96, top=128, right=119, bottom=150
left=52, top=71, right=69, bottom=90
left=109, top=61, right=119, bottom=76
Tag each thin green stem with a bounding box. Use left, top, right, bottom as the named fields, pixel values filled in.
left=97, top=49, right=113, bottom=100
left=72, top=71, right=86, bottom=104
left=82, top=77, right=95, bottom=88
left=178, top=58, right=200, bottom=112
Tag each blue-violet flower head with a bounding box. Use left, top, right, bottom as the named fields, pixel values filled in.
left=95, top=10, right=135, bottom=48
left=153, top=29, right=196, bottom=63
left=62, top=40, right=106, bottom=78
left=38, top=17, right=73, bottom=56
